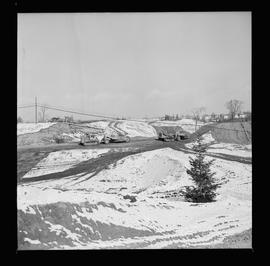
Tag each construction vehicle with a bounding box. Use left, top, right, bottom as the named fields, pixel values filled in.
left=79, top=133, right=101, bottom=145
left=158, top=131, right=189, bottom=142
left=153, top=125, right=189, bottom=142
left=79, top=132, right=130, bottom=146
left=100, top=134, right=131, bottom=144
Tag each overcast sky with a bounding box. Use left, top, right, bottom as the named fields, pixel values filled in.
left=17, top=12, right=251, bottom=121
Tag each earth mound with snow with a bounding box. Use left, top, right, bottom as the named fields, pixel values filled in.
left=86, top=120, right=157, bottom=138
left=115, top=120, right=157, bottom=138
left=18, top=147, right=251, bottom=249
left=17, top=123, right=56, bottom=135
left=186, top=131, right=252, bottom=158
left=150, top=119, right=205, bottom=134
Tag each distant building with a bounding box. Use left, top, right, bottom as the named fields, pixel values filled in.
left=64, top=116, right=74, bottom=122
left=50, top=117, right=63, bottom=122
left=202, top=115, right=211, bottom=122
left=164, top=114, right=179, bottom=121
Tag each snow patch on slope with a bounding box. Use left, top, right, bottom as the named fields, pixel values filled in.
left=185, top=132, right=216, bottom=149
left=18, top=148, right=251, bottom=249
left=116, top=121, right=157, bottom=137
left=17, top=123, right=56, bottom=135
left=185, top=132, right=252, bottom=158
left=208, top=143, right=252, bottom=158
left=22, top=149, right=110, bottom=179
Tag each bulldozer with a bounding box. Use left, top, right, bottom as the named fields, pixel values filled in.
left=79, top=132, right=130, bottom=146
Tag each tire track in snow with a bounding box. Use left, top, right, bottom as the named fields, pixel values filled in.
left=108, top=121, right=127, bottom=136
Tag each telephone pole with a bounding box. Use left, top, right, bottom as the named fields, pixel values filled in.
left=35, top=96, right=37, bottom=123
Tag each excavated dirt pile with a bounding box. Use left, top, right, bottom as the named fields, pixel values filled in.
left=17, top=123, right=103, bottom=147
left=191, top=122, right=251, bottom=145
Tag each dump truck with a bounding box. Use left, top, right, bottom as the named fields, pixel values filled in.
left=79, top=133, right=130, bottom=146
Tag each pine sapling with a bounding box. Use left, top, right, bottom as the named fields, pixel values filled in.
left=184, top=136, right=220, bottom=202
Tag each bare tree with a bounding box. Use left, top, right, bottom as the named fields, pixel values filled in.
left=192, top=107, right=206, bottom=131
left=225, top=100, right=243, bottom=120
left=39, top=105, right=47, bottom=122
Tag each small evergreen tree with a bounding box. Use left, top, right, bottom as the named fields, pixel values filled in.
left=184, top=137, right=219, bottom=202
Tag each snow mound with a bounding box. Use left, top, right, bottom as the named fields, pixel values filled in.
left=17, top=123, right=56, bottom=135
left=64, top=148, right=190, bottom=194
left=185, top=131, right=216, bottom=149
left=22, top=149, right=110, bottom=179
left=116, top=121, right=157, bottom=137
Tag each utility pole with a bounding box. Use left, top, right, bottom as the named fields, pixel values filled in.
left=35, top=96, right=37, bottom=123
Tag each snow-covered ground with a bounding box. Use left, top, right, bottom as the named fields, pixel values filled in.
left=151, top=119, right=206, bottom=133
left=85, top=119, right=206, bottom=138
left=18, top=147, right=251, bottom=249
left=208, top=143, right=252, bottom=158
left=85, top=121, right=121, bottom=136
left=85, top=120, right=157, bottom=138
left=22, top=149, right=110, bottom=178
left=185, top=131, right=252, bottom=158
left=185, top=131, right=217, bottom=149
left=61, top=132, right=85, bottom=142
left=116, top=120, right=157, bottom=137
left=17, top=123, right=56, bottom=135
left=17, top=119, right=203, bottom=140
left=85, top=121, right=111, bottom=130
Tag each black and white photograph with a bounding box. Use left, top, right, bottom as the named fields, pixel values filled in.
left=17, top=12, right=252, bottom=250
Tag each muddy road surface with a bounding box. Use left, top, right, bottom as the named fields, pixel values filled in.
left=17, top=137, right=251, bottom=184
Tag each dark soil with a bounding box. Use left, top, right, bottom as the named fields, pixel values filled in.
left=190, top=122, right=251, bottom=145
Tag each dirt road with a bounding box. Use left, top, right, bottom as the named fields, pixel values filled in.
left=17, top=137, right=251, bottom=184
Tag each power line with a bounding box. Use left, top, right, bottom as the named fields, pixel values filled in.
left=37, top=104, right=117, bottom=120
left=17, top=105, right=35, bottom=109
left=19, top=102, right=251, bottom=133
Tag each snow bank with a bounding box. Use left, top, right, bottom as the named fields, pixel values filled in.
left=185, top=131, right=216, bottom=149
left=17, top=123, right=56, bottom=135
left=22, top=149, right=110, bottom=179
left=116, top=121, right=157, bottom=137
left=185, top=132, right=252, bottom=158
left=18, top=148, right=251, bottom=249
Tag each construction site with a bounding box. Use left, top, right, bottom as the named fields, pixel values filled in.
left=17, top=110, right=252, bottom=249
left=17, top=12, right=251, bottom=250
